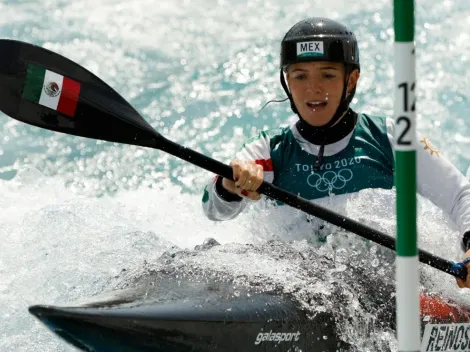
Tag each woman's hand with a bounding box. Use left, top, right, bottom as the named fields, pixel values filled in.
left=221, top=160, right=264, bottom=201
left=456, top=249, right=470, bottom=288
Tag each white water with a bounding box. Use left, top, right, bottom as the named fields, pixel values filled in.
left=1, top=166, right=470, bottom=351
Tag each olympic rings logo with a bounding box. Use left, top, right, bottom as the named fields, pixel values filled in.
left=307, top=169, right=354, bottom=192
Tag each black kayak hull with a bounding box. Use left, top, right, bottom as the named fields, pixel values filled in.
left=30, top=288, right=470, bottom=352
left=29, top=292, right=347, bottom=352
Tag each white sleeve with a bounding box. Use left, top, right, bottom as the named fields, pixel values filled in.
left=201, top=131, right=276, bottom=221
left=386, top=118, right=470, bottom=244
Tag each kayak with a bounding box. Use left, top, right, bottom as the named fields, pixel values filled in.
left=29, top=271, right=470, bottom=352
left=30, top=290, right=343, bottom=351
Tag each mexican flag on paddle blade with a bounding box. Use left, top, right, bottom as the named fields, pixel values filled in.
left=22, top=64, right=81, bottom=118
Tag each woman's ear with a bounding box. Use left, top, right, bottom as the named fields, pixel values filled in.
left=347, top=69, right=360, bottom=93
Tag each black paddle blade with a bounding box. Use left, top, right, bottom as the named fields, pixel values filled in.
left=0, top=39, right=159, bottom=148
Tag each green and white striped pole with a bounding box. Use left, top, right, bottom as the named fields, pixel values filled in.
left=394, top=1, right=420, bottom=351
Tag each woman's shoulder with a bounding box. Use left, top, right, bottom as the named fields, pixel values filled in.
left=356, top=111, right=389, bottom=125
left=355, top=112, right=395, bottom=135
left=243, top=124, right=296, bottom=146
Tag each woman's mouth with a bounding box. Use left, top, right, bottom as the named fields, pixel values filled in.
left=306, top=100, right=327, bottom=112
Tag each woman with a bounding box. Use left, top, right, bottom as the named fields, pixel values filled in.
left=201, top=17, right=470, bottom=288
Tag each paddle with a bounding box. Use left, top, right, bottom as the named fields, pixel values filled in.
left=0, top=38, right=467, bottom=280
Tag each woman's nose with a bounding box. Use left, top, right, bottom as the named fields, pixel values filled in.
left=306, top=80, right=322, bottom=94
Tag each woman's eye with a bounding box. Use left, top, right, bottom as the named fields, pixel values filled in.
left=294, top=74, right=306, bottom=80
left=324, top=73, right=336, bottom=79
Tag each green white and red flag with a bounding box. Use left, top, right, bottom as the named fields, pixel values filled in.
left=22, top=64, right=81, bottom=118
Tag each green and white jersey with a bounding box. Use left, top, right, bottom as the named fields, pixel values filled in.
left=202, top=113, right=470, bottom=240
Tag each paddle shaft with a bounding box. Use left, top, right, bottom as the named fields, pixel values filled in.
left=159, top=137, right=464, bottom=279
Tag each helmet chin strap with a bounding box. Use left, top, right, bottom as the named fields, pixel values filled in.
left=280, top=66, right=357, bottom=130
left=280, top=70, right=299, bottom=115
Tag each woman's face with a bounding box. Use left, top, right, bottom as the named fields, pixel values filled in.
left=286, top=61, right=359, bottom=126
